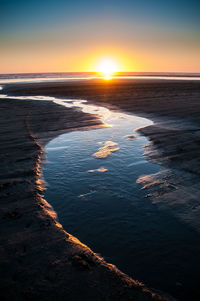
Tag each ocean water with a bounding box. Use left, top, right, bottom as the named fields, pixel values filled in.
left=1, top=76, right=200, bottom=300
left=0, top=71, right=200, bottom=84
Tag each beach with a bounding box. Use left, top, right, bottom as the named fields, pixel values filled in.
left=1, top=78, right=200, bottom=300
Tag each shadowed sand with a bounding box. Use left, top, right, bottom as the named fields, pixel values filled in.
left=0, top=95, right=174, bottom=301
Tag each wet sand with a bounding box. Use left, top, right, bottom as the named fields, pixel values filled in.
left=1, top=78, right=200, bottom=300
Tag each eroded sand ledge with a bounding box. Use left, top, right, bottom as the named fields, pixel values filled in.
left=0, top=96, right=174, bottom=301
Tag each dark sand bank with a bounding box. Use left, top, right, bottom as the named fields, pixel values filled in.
left=0, top=96, right=174, bottom=301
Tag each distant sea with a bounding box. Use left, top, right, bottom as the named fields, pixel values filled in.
left=0, top=72, right=200, bottom=84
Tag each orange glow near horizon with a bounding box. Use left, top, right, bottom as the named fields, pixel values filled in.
left=0, top=44, right=200, bottom=74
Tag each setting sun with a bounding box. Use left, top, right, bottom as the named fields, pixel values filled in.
left=97, top=59, right=118, bottom=78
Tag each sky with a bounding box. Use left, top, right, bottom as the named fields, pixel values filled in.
left=0, top=0, right=200, bottom=73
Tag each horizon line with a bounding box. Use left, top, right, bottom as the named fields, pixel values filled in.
left=0, top=71, right=200, bottom=76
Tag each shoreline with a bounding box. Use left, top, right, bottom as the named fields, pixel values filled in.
left=0, top=95, right=174, bottom=301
